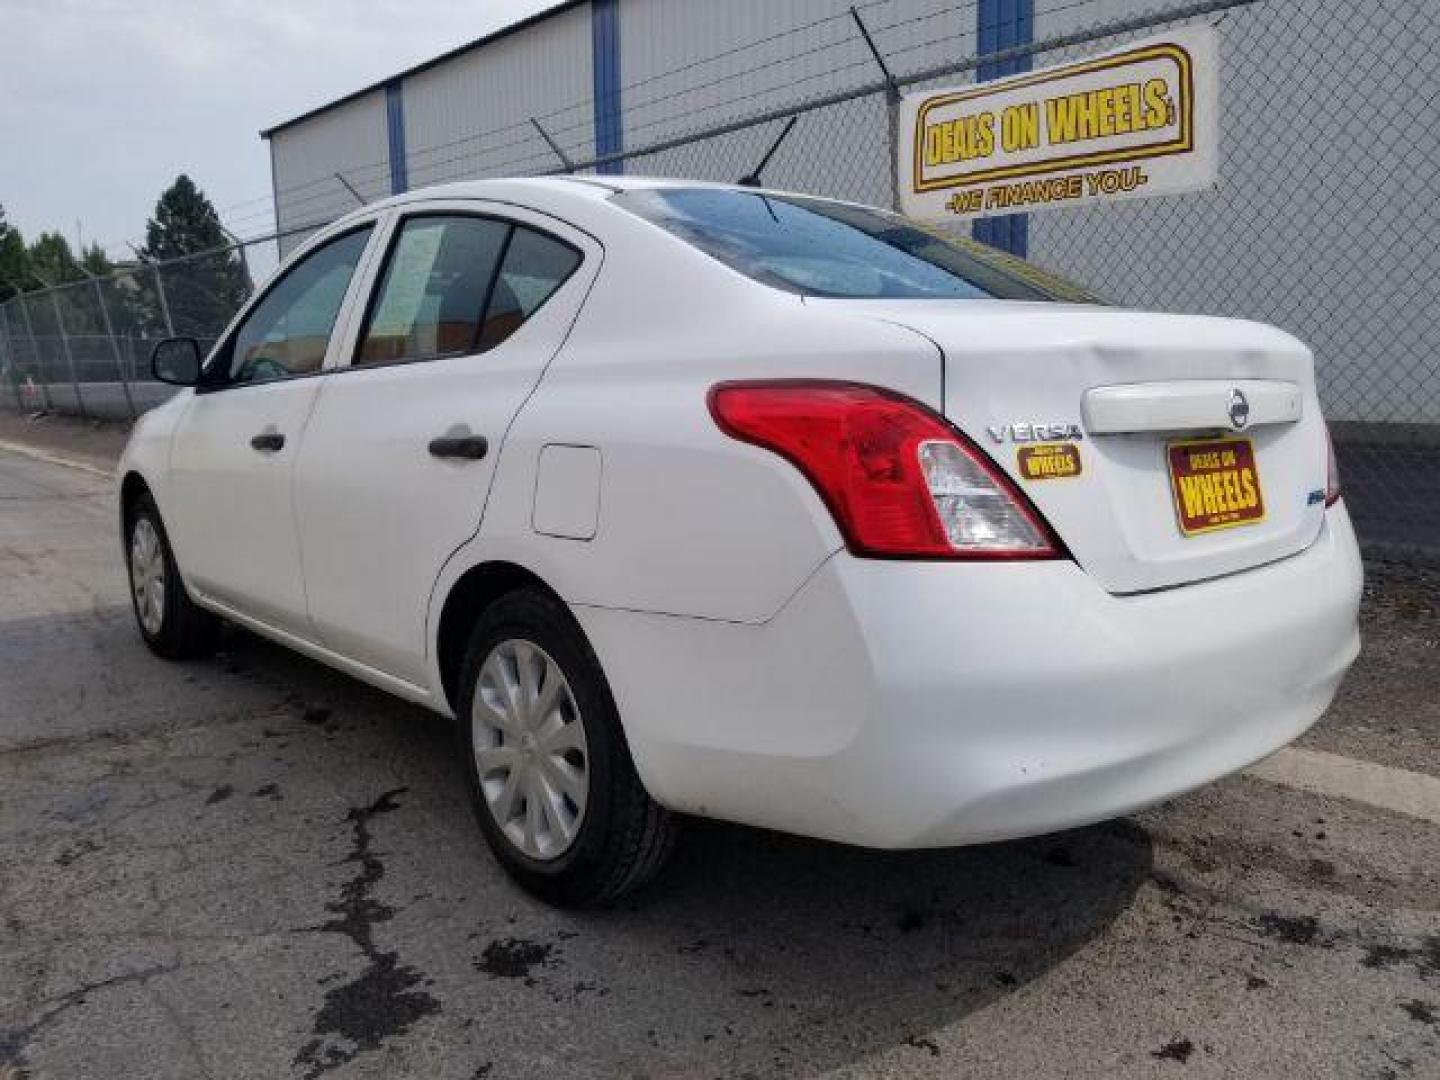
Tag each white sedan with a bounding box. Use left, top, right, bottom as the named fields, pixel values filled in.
left=119, top=177, right=1361, bottom=905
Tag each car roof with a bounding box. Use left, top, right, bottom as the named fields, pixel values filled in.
left=371, top=173, right=858, bottom=209
left=303, top=175, right=882, bottom=263
left=322, top=174, right=864, bottom=230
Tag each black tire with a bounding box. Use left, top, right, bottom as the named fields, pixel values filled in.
left=124, top=492, right=219, bottom=660
left=457, top=587, right=676, bottom=906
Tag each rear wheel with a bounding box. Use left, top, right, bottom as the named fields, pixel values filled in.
left=125, top=493, right=218, bottom=659
left=457, top=588, right=676, bottom=906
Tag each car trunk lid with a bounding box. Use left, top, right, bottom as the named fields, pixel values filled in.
left=813, top=299, right=1330, bottom=593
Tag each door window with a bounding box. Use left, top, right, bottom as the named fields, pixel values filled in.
left=476, top=227, right=583, bottom=350
left=213, top=227, right=373, bottom=387
left=356, top=215, right=583, bottom=365
left=356, top=216, right=509, bottom=365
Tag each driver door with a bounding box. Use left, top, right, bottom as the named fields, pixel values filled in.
left=165, top=223, right=377, bottom=636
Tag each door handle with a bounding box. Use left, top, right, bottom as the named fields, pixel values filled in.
left=250, top=432, right=286, bottom=453
left=428, top=434, right=489, bottom=460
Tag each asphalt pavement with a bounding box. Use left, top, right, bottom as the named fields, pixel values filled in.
left=0, top=444, right=1437, bottom=1080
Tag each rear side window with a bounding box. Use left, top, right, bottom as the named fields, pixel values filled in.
left=357, top=215, right=582, bottom=366
left=357, top=216, right=509, bottom=365
left=477, top=228, right=583, bottom=351
left=613, top=187, right=1102, bottom=303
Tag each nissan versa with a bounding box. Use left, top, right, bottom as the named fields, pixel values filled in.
left=118, top=177, right=1362, bottom=905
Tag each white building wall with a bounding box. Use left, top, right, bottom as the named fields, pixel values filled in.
left=401, top=4, right=595, bottom=189
left=617, top=0, right=979, bottom=206
left=270, top=90, right=389, bottom=256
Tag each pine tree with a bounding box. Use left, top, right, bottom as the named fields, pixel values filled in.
left=141, top=175, right=249, bottom=337
left=26, top=232, right=83, bottom=287
left=142, top=174, right=228, bottom=261
left=0, top=206, right=27, bottom=301
left=80, top=242, right=114, bottom=278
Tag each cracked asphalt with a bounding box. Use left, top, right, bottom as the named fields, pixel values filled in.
left=1, top=443, right=1437, bottom=1080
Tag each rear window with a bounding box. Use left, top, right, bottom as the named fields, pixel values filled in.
left=613, top=186, right=1102, bottom=304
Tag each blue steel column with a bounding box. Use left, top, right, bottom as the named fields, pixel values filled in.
left=592, top=0, right=624, bottom=175
left=974, top=0, right=1033, bottom=256
left=386, top=80, right=409, bottom=194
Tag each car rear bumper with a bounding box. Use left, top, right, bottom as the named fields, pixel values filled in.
left=575, top=505, right=1362, bottom=848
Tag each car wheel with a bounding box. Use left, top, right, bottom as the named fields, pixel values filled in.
left=125, top=492, right=218, bottom=660
left=457, top=587, right=676, bottom=906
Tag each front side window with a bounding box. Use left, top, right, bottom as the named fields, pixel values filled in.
left=215, top=227, right=372, bottom=386
left=356, top=215, right=583, bottom=365
left=613, top=187, right=1103, bottom=303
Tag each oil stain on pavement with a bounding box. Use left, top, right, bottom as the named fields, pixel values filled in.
left=293, top=788, right=442, bottom=1079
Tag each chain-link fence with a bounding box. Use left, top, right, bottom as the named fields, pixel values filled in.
left=0, top=240, right=277, bottom=422
left=1, top=0, right=1434, bottom=558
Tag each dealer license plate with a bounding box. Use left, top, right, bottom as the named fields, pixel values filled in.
left=1167, top=437, right=1265, bottom=536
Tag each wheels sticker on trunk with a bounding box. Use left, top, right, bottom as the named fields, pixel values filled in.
left=1018, top=442, right=1082, bottom=480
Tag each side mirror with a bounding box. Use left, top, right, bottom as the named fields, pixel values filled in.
left=151, top=337, right=203, bottom=386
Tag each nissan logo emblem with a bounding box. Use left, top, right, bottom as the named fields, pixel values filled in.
left=1227, top=389, right=1250, bottom=430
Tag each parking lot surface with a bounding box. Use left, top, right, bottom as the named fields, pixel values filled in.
left=1, top=445, right=1437, bottom=1080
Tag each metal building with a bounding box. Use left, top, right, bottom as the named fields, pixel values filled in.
left=261, top=0, right=1030, bottom=252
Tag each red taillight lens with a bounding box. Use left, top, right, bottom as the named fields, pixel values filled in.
left=708, top=380, right=1060, bottom=559
left=1325, top=425, right=1341, bottom=507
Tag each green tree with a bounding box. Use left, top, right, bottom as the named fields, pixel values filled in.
left=141, top=175, right=248, bottom=338
left=27, top=232, right=84, bottom=287
left=0, top=206, right=28, bottom=301
left=141, top=174, right=229, bottom=261
left=80, top=242, right=114, bottom=278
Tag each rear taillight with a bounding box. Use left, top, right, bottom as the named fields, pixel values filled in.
left=708, top=380, right=1061, bottom=559
left=1325, top=425, right=1342, bottom=507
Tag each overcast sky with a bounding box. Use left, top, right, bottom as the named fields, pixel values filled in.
left=1, top=0, right=556, bottom=258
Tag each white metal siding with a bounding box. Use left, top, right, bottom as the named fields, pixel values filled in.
left=401, top=5, right=594, bottom=188
left=270, top=89, right=390, bottom=256
left=617, top=0, right=978, bottom=206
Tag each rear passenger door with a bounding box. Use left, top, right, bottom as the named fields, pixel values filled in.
left=293, top=202, right=599, bottom=685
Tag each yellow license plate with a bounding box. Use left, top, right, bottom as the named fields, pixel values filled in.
left=1167, top=437, right=1265, bottom=536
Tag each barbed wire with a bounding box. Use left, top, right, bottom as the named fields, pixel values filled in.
left=92, top=0, right=1185, bottom=259
left=210, top=0, right=996, bottom=236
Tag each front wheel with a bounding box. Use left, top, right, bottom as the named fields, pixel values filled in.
left=457, top=588, right=676, bottom=906
left=125, top=493, right=218, bottom=659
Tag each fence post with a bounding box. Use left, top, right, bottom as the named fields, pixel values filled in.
left=234, top=241, right=254, bottom=295
left=849, top=7, right=902, bottom=210
left=48, top=290, right=88, bottom=421
left=530, top=118, right=577, bottom=173
left=0, top=303, right=24, bottom=413
left=93, top=278, right=137, bottom=421
left=152, top=264, right=176, bottom=338
left=15, top=294, right=52, bottom=412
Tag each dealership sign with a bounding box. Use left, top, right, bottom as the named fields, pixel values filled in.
left=899, top=26, right=1218, bottom=221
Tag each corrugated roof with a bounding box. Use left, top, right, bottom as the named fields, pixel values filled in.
left=260, top=0, right=587, bottom=139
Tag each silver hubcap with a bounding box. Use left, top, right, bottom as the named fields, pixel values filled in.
left=129, top=517, right=165, bottom=636
left=473, top=639, right=588, bottom=861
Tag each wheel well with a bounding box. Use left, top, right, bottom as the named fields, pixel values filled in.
left=436, top=561, right=557, bottom=711
left=119, top=472, right=151, bottom=529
